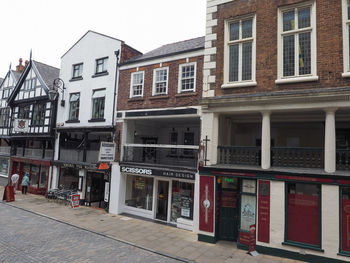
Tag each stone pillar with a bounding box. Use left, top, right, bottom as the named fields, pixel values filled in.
left=324, top=108, right=337, bottom=173
left=261, top=111, right=271, bottom=169
left=201, top=112, right=219, bottom=166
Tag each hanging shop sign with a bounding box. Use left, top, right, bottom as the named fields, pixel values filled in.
left=14, top=119, right=30, bottom=132
left=99, top=142, right=115, bottom=162
left=120, top=165, right=195, bottom=180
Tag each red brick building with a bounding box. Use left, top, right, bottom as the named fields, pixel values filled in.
left=109, top=37, right=204, bottom=232
left=199, top=0, right=350, bottom=262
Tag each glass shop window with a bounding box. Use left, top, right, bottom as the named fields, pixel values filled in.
left=171, top=181, right=194, bottom=222
left=125, top=175, right=153, bottom=211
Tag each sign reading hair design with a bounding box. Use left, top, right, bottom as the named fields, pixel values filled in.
left=120, top=166, right=195, bottom=180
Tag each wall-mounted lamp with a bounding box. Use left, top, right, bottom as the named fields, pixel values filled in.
left=49, top=78, right=66, bottom=106
left=134, top=130, right=138, bottom=137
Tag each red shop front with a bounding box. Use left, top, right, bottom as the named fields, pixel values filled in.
left=11, top=157, right=51, bottom=195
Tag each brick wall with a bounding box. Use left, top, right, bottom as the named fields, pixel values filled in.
left=120, top=44, right=142, bottom=64
left=210, top=0, right=350, bottom=97
left=117, top=56, right=203, bottom=111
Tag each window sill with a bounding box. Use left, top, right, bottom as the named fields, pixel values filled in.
left=338, top=251, right=350, bottom=257
left=88, top=118, right=105, bottom=123
left=175, top=91, right=197, bottom=97
left=275, top=76, right=319, bottom=84
left=342, top=72, right=350, bottom=78
left=92, top=71, right=109, bottom=78
left=221, top=81, right=257, bottom=89
left=69, top=76, right=83, bottom=82
left=128, top=97, right=144, bottom=102
left=282, top=241, right=324, bottom=252
left=65, top=120, right=80, bottom=123
left=149, top=95, right=169, bottom=100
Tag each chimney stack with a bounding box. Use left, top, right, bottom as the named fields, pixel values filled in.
left=16, top=58, right=25, bottom=72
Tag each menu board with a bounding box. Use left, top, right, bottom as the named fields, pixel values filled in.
left=181, top=196, right=191, bottom=218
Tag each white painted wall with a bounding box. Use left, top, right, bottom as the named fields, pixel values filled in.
left=57, top=31, right=121, bottom=128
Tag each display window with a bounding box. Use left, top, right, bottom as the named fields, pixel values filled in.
left=171, top=181, right=194, bottom=222
left=39, top=166, right=48, bottom=188
left=240, top=179, right=257, bottom=231
left=125, top=175, right=153, bottom=211
left=286, top=183, right=320, bottom=247
left=58, top=167, right=79, bottom=190
left=341, top=186, right=350, bottom=253
left=0, top=157, right=8, bottom=175
left=30, top=165, right=39, bottom=187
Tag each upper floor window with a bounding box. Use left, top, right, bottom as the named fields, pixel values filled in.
left=342, top=0, right=350, bottom=76
left=95, top=57, right=108, bottom=74
left=130, top=71, right=144, bottom=98
left=0, top=108, right=9, bottom=127
left=277, top=1, right=317, bottom=83
left=153, top=67, right=168, bottom=95
left=178, top=63, right=196, bottom=93
left=18, top=105, right=30, bottom=119
left=2, top=88, right=12, bottom=99
left=32, top=103, right=46, bottom=126
left=91, top=89, right=105, bottom=119
left=68, top=93, right=80, bottom=121
left=223, top=15, right=256, bottom=88
left=23, top=78, right=37, bottom=90
left=72, top=63, right=83, bottom=79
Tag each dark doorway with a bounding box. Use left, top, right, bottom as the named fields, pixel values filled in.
left=217, top=177, right=240, bottom=241
left=156, top=180, right=169, bottom=221
left=85, top=172, right=105, bottom=208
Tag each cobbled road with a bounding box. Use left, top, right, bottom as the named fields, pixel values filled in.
left=0, top=203, right=183, bottom=263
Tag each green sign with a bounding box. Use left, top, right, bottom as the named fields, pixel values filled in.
left=224, top=177, right=235, bottom=183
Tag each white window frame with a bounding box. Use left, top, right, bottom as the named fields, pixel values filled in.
left=152, top=67, right=169, bottom=96
left=342, top=0, right=350, bottom=77
left=222, top=14, right=257, bottom=89
left=72, top=63, right=83, bottom=79
left=178, top=62, right=197, bottom=93
left=276, top=1, right=318, bottom=84
left=130, top=71, right=145, bottom=98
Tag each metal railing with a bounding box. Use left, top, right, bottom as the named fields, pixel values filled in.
left=59, top=148, right=84, bottom=162
left=336, top=149, right=350, bottom=171
left=271, top=147, right=324, bottom=169
left=218, top=146, right=261, bottom=166
left=123, top=144, right=199, bottom=168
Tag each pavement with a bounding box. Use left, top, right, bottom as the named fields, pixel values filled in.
left=0, top=186, right=302, bottom=263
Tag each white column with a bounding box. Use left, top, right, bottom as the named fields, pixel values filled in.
left=261, top=111, right=271, bottom=169
left=201, top=112, right=219, bottom=166
left=324, top=108, right=337, bottom=173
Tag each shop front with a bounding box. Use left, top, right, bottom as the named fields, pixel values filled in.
left=120, top=165, right=196, bottom=231
left=55, top=162, right=110, bottom=208
left=10, top=157, right=50, bottom=195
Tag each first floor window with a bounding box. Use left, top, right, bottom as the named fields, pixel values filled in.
left=18, top=105, right=30, bottom=119
left=153, top=68, right=168, bottom=95
left=341, top=186, right=350, bottom=252
left=179, top=64, right=196, bottom=92
left=125, top=174, right=154, bottom=211
left=286, top=183, right=320, bottom=246
left=131, top=72, right=144, bottom=97
left=32, top=103, right=46, bottom=126
left=69, top=93, right=80, bottom=120
left=91, top=89, right=105, bottom=119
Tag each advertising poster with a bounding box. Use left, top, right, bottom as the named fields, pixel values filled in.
left=240, top=194, right=256, bottom=231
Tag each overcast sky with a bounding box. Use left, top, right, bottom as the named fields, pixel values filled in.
left=0, top=0, right=206, bottom=76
